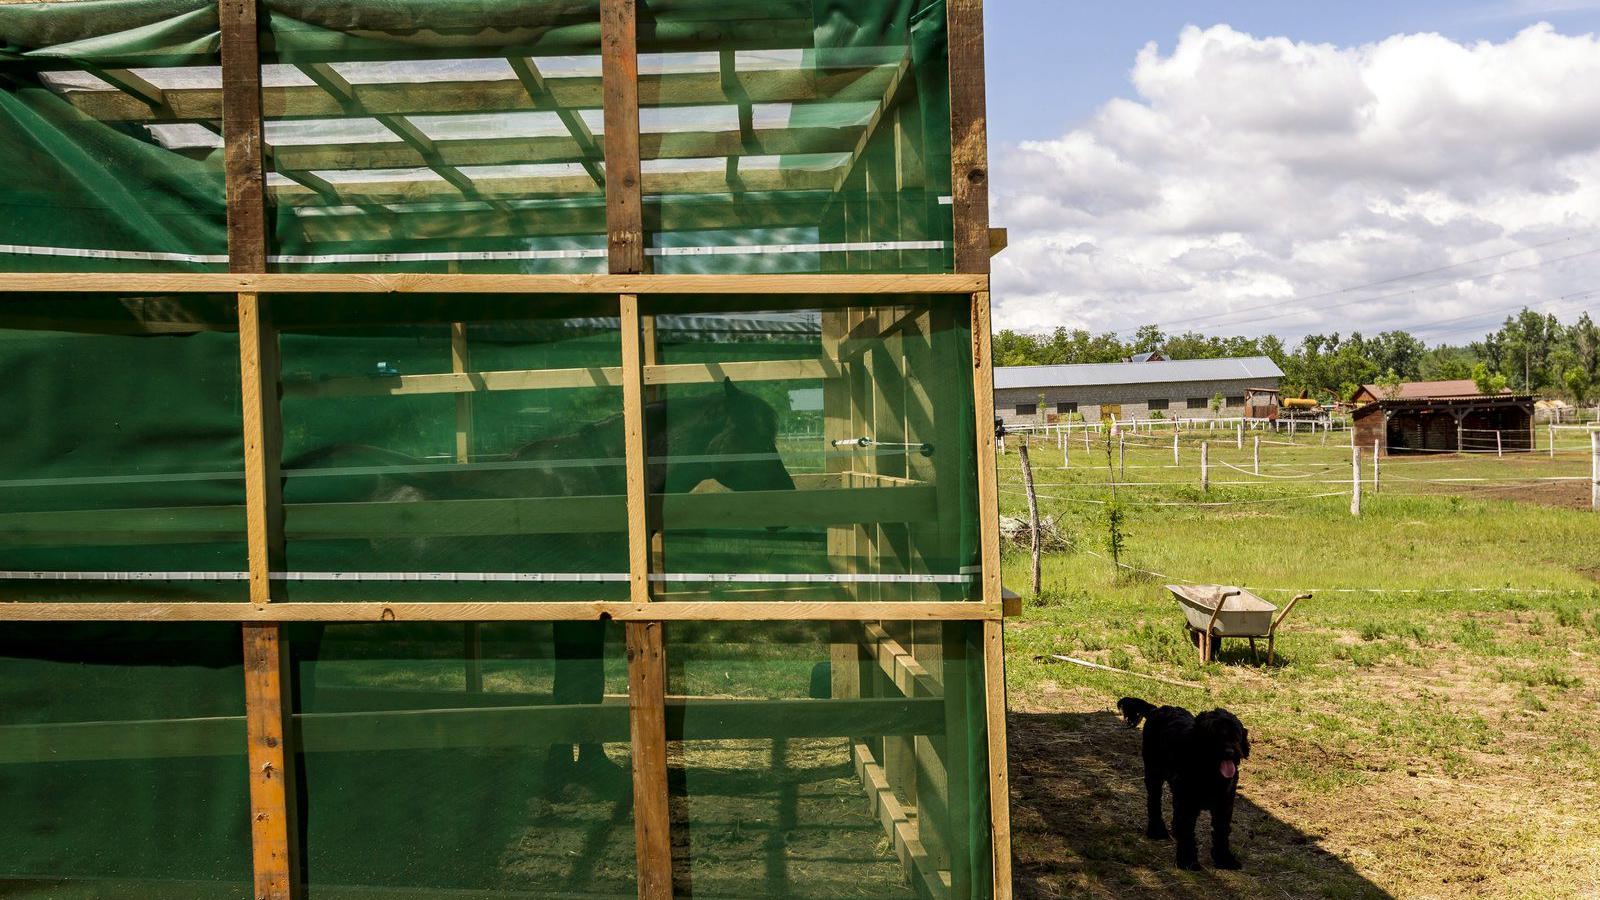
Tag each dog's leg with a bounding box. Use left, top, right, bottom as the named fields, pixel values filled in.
left=1143, top=769, right=1169, bottom=840
left=1172, top=795, right=1202, bottom=870
left=1211, top=795, right=1242, bottom=869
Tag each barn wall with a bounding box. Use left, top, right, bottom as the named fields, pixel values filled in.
left=994, top=376, right=1280, bottom=425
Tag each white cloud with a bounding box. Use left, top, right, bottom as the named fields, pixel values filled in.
left=991, top=23, right=1600, bottom=341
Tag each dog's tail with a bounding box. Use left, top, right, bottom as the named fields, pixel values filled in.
left=1117, top=696, right=1157, bottom=728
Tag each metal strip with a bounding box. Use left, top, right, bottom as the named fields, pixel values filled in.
left=1, top=570, right=974, bottom=584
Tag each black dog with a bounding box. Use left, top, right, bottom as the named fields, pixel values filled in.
left=1117, top=697, right=1250, bottom=870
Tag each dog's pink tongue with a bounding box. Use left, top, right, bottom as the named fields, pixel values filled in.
left=1220, top=760, right=1237, bottom=779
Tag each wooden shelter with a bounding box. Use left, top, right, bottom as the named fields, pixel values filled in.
left=0, top=1, right=1012, bottom=898
left=1353, top=394, right=1537, bottom=455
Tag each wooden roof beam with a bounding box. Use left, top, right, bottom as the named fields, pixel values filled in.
left=508, top=56, right=606, bottom=189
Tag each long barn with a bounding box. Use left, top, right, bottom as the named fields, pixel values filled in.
left=995, top=356, right=1285, bottom=425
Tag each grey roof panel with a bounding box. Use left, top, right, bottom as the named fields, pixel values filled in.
left=995, top=356, right=1284, bottom=390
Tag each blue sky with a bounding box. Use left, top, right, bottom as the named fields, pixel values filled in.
left=986, top=0, right=1600, bottom=147
left=985, top=2, right=1600, bottom=338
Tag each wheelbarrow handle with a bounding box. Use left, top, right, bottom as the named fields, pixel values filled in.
left=1270, top=592, right=1312, bottom=636
left=1204, top=589, right=1241, bottom=637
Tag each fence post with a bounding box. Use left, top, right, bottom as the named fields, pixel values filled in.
left=1173, top=432, right=1180, bottom=467
left=1253, top=436, right=1260, bottom=475
left=1549, top=422, right=1556, bottom=459
left=1496, top=430, right=1503, bottom=458
left=1591, top=430, right=1598, bottom=513
left=1351, top=445, right=1362, bottom=517
left=1372, top=439, right=1380, bottom=493
left=1019, top=441, right=1042, bottom=597
left=1201, top=441, right=1209, bottom=492
left=1118, top=434, right=1126, bottom=480
left=1236, top=418, right=1243, bottom=449
left=1061, top=428, right=1070, bottom=470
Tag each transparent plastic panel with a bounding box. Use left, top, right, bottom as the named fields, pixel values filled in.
left=0, top=296, right=248, bottom=602
left=290, top=621, right=636, bottom=898
left=638, top=2, right=954, bottom=274
left=0, top=623, right=251, bottom=898
left=276, top=294, right=628, bottom=601
left=666, top=620, right=992, bottom=899
left=260, top=9, right=608, bottom=272
left=641, top=295, right=978, bottom=602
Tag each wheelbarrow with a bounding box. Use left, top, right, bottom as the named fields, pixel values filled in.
left=1166, top=585, right=1310, bottom=665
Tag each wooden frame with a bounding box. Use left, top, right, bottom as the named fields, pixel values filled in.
left=0, top=1, right=1008, bottom=898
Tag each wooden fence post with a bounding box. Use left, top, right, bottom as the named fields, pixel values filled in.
left=1351, top=445, right=1362, bottom=517
left=1253, top=436, right=1260, bottom=476
left=1018, top=442, right=1041, bottom=598
left=1200, top=441, right=1209, bottom=492
left=1496, top=430, right=1503, bottom=458
left=1372, top=439, right=1380, bottom=493
left=1172, top=432, right=1179, bottom=467
left=1236, top=418, right=1243, bottom=449
left=1591, top=430, right=1598, bottom=513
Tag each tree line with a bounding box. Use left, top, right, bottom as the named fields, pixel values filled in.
left=993, top=309, right=1599, bottom=405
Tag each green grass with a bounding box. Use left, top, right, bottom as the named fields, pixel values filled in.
left=999, top=429, right=1600, bottom=898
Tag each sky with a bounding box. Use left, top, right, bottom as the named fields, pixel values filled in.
left=984, top=1, right=1600, bottom=344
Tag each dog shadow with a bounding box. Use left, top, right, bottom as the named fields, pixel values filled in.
left=1009, top=710, right=1393, bottom=900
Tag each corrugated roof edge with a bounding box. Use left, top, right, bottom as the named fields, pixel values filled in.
left=995, top=356, right=1284, bottom=390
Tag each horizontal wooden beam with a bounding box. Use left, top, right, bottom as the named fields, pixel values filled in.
left=0, top=601, right=1002, bottom=622
left=269, top=164, right=837, bottom=205
left=0, top=485, right=937, bottom=544
left=282, top=357, right=838, bottom=399
left=0, top=696, right=946, bottom=765
left=58, top=66, right=899, bottom=123
left=0, top=273, right=984, bottom=295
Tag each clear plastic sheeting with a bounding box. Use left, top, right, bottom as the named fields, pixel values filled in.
left=0, top=295, right=247, bottom=602
left=0, top=0, right=953, bottom=274
left=666, top=620, right=992, bottom=899
left=275, top=294, right=630, bottom=602
left=0, top=624, right=252, bottom=898
left=643, top=295, right=979, bottom=602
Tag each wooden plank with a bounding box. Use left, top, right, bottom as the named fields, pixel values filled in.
left=628, top=621, right=672, bottom=900
left=853, top=742, right=951, bottom=900
left=0, top=273, right=987, bottom=295
left=0, top=601, right=1003, bottom=623
left=969, top=290, right=1002, bottom=607
left=0, top=696, right=946, bottom=765
left=984, top=619, right=1013, bottom=900
left=280, top=357, right=839, bottom=399
left=243, top=624, right=299, bottom=900
left=947, top=0, right=992, bottom=275
left=450, top=322, right=474, bottom=462
left=59, top=65, right=902, bottom=122
left=620, top=295, right=651, bottom=606
left=861, top=622, right=940, bottom=700
left=220, top=0, right=267, bottom=274
left=0, top=484, right=942, bottom=544
left=603, top=0, right=645, bottom=276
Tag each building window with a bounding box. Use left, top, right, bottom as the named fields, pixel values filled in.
left=1147, top=398, right=1169, bottom=411
left=1056, top=401, right=1078, bottom=414
left=1015, top=403, right=1037, bottom=416
left=1226, top=396, right=1246, bottom=407
left=1187, top=397, right=1210, bottom=410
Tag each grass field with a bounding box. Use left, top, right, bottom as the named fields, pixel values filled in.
left=996, top=425, right=1600, bottom=899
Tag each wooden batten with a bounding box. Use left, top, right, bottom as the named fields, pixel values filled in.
left=0, top=272, right=986, bottom=295
left=0, top=601, right=1003, bottom=623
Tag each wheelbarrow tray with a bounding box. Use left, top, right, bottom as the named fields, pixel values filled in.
left=1166, top=585, right=1276, bottom=637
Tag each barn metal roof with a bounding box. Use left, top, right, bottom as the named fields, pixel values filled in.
left=995, top=356, right=1284, bottom=390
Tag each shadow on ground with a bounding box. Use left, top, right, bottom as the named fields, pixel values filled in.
left=1010, top=710, right=1393, bottom=900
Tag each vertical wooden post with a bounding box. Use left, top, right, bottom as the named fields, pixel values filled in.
left=1496, top=430, right=1503, bottom=458
left=1590, top=430, right=1598, bottom=513
left=1172, top=432, right=1179, bottom=467
left=1118, top=435, right=1125, bottom=481
left=222, top=1, right=300, bottom=897
left=1253, top=436, right=1260, bottom=476
left=948, top=0, right=1010, bottom=892
left=1351, top=445, right=1362, bottom=517
left=1018, top=441, right=1040, bottom=598
left=1549, top=422, right=1555, bottom=458
left=1236, top=418, right=1243, bottom=449
left=1372, top=439, right=1380, bottom=493
left=450, top=322, right=483, bottom=691
left=1200, top=441, right=1209, bottom=492
left=603, top=2, right=670, bottom=895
